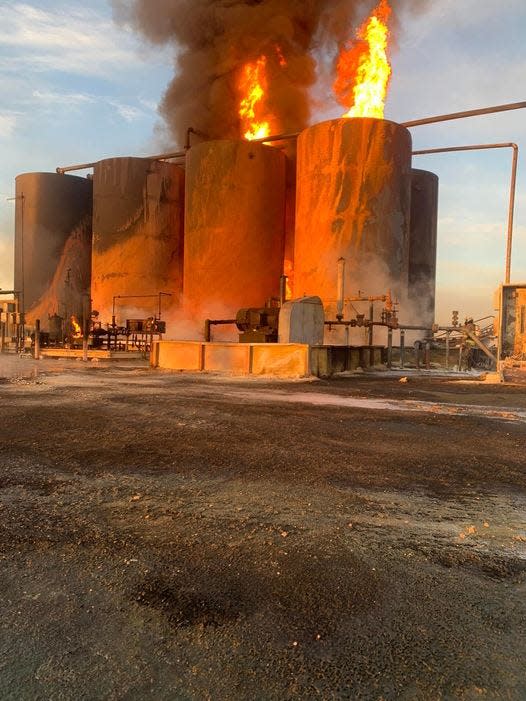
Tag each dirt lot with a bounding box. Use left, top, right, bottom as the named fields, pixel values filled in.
left=1, top=357, right=525, bottom=700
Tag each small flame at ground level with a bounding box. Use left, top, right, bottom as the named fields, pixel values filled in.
left=238, top=56, right=271, bottom=141
left=284, top=259, right=293, bottom=300
left=334, top=0, right=392, bottom=120
left=70, top=315, right=82, bottom=338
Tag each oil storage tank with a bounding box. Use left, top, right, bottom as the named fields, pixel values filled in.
left=91, top=157, right=184, bottom=325
left=183, top=140, right=286, bottom=321
left=14, top=172, right=93, bottom=330
left=408, top=169, right=439, bottom=330
left=294, top=118, right=412, bottom=334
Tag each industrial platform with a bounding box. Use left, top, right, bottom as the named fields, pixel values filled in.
left=40, top=349, right=145, bottom=361
left=151, top=341, right=386, bottom=378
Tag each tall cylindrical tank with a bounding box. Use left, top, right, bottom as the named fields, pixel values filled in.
left=14, top=172, right=93, bottom=330
left=91, top=157, right=184, bottom=325
left=183, top=140, right=286, bottom=321
left=294, top=118, right=412, bottom=326
left=408, top=169, right=439, bottom=329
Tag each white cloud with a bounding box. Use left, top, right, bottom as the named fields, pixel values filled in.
left=0, top=114, right=17, bottom=138
left=32, top=89, right=96, bottom=105
left=107, top=100, right=144, bottom=123
left=30, top=89, right=148, bottom=123
left=0, top=1, right=164, bottom=79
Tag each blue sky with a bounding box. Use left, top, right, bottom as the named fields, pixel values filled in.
left=0, top=0, right=525, bottom=324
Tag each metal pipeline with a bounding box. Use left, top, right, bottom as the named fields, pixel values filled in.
left=336, top=258, right=346, bottom=321
left=34, top=319, right=40, bottom=360
left=204, top=319, right=236, bottom=343
left=401, top=101, right=526, bottom=128
left=55, top=101, right=526, bottom=174
left=248, top=102, right=526, bottom=142
left=413, top=142, right=519, bottom=284
left=279, top=275, right=288, bottom=307
left=56, top=150, right=187, bottom=175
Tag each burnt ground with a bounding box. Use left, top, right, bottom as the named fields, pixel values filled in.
left=0, top=358, right=525, bottom=700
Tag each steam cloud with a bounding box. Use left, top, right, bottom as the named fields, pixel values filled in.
left=112, top=0, right=395, bottom=146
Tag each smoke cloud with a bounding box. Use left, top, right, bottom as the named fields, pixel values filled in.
left=112, top=0, right=391, bottom=146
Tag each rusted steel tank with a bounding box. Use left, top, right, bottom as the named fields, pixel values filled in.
left=183, top=140, right=286, bottom=321
left=294, top=118, right=412, bottom=318
left=409, top=169, right=439, bottom=329
left=14, top=172, right=92, bottom=330
left=91, top=157, right=184, bottom=325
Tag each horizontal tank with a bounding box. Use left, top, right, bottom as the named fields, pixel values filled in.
left=408, top=169, right=439, bottom=330
left=183, top=140, right=286, bottom=322
left=294, top=118, right=412, bottom=338
left=14, top=172, right=93, bottom=330
left=91, top=157, right=184, bottom=325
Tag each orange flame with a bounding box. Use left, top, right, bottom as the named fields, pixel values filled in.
left=238, top=55, right=271, bottom=141
left=275, top=44, right=287, bottom=68
left=70, top=315, right=82, bottom=338
left=334, top=0, right=392, bottom=119
left=284, top=259, right=293, bottom=300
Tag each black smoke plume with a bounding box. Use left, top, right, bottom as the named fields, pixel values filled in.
left=112, top=0, right=386, bottom=146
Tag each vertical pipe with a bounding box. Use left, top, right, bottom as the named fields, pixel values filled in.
left=336, top=257, right=345, bottom=321
left=445, top=331, right=450, bottom=370
left=368, top=303, right=374, bottom=346
left=34, top=319, right=40, bottom=360
left=505, top=145, right=518, bottom=284
left=387, top=328, right=393, bottom=369
left=400, top=329, right=405, bottom=369
left=415, top=342, right=421, bottom=370
left=82, top=294, right=90, bottom=362
left=458, top=345, right=463, bottom=372
left=204, top=319, right=211, bottom=343
left=0, top=313, right=5, bottom=354
left=279, top=275, right=288, bottom=307
left=425, top=342, right=431, bottom=370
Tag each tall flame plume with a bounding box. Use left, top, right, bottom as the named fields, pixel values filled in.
left=334, top=0, right=392, bottom=120
left=238, top=56, right=271, bottom=141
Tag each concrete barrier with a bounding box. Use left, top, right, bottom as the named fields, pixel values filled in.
left=151, top=341, right=310, bottom=377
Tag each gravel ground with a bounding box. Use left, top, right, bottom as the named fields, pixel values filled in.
left=0, top=357, right=525, bottom=700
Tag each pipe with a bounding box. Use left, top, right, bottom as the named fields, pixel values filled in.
left=185, top=127, right=208, bottom=150
left=56, top=150, right=187, bottom=175
left=336, top=257, right=346, bottom=321
left=82, top=294, right=90, bottom=362
left=445, top=330, right=450, bottom=370
left=401, top=100, right=526, bottom=128
left=56, top=161, right=97, bottom=175
left=251, top=131, right=301, bottom=144
left=279, top=275, right=288, bottom=307
left=415, top=342, right=421, bottom=370
left=34, top=319, right=40, bottom=360
left=55, top=101, right=526, bottom=174
left=251, top=101, right=526, bottom=143
left=413, top=142, right=519, bottom=283
left=506, top=145, right=518, bottom=284
left=425, top=342, right=431, bottom=370
left=204, top=319, right=237, bottom=343
left=387, top=328, right=393, bottom=369
left=400, top=329, right=405, bottom=369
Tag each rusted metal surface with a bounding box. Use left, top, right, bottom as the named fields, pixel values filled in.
left=183, top=140, right=286, bottom=320
left=408, top=169, right=439, bottom=330
left=91, top=157, right=184, bottom=325
left=294, top=118, right=412, bottom=319
left=14, top=172, right=93, bottom=330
